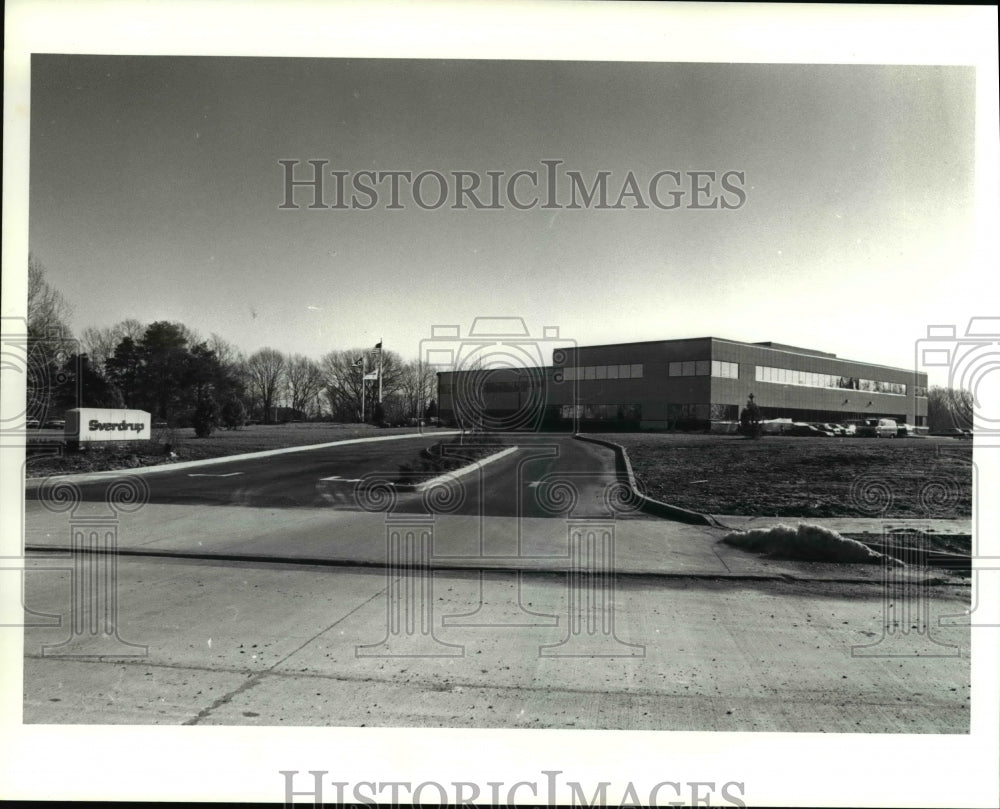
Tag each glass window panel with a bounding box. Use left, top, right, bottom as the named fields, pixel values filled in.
left=596, top=365, right=607, bottom=380
left=617, top=364, right=628, bottom=378
left=682, top=361, right=695, bottom=376
left=631, top=364, right=643, bottom=378
left=695, top=360, right=710, bottom=376
left=669, top=362, right=681, bottom=376
left=584, top=366, right=596, bottom=380
left=755, top=366, right=764, bottom=382
left=712, top=360, right=722, bottom=377
left=607, top=364, right=619, bottom=379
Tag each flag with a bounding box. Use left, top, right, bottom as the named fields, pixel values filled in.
left=363, top=372, right=378, bottom=381
left=374, top=340, right=382, bottom=351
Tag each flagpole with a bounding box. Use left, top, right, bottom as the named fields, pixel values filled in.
left=360, top=354, right=365, bottom=423
left=378, top=336, right=383, bottom=403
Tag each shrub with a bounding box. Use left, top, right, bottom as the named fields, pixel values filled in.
left=220, top=396, right=248, bottom=430
left=192, top=395, right=219, bottom=438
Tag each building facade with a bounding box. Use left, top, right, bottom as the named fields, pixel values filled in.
left=437, top=336, right=928, bottom=431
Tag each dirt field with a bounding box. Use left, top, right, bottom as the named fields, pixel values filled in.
left=596, top=433, right=973, bottom=519
left=24, top=423, right=436, bottom=477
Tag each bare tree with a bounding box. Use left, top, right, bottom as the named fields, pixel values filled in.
left=245, top=348, right=287, bottom=423
left=284, top=354, right=325, bottom=418
left=927, top=386, right=974, bottom=431
left=26, top=256, right=75, bottom=421
left=320, top=350, right=364, bottom=422
left=398, top=359, right=438, bottom=420
left=321, top=348, right=406, bottom=422
left=27, top=254, right=73, bottom=341
left=115, top=318, right=146, bottom=343
left=208, top=333, right=240, bottom=368
left=80, top=325, right=119, bottom=375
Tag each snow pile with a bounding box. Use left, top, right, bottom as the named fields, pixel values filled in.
left=722, top=523, right=896, bottom=564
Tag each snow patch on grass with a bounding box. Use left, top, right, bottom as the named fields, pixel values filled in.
left=722, top=523, right=899, bottom=564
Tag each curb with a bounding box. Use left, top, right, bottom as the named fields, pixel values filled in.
left=24, top=430, right=463, bottom=486
left=573, top=434, right=721, bottom=527
left=26, top=545, right=965, bottom=585
left=393, top=445, right=519, bottom=492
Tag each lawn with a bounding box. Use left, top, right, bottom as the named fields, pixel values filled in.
left=594, top=433, right=973, bottom=518
left=24, top=422, right=444, bottom=477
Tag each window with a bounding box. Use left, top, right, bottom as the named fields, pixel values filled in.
left=584, top=366, right=596, bottom=380
left=695, top=360, right=711, bottom=376
left=630, top=364, right=643, bottom=378
left=713, top=360, right=738, bottom=378
left=619, top=364, right=631, bottom=378
left=607, top=364, right=619, bottom=379
left=595, top=365, right=607, bottom=380
left=669, top=362, right=682, bottom=377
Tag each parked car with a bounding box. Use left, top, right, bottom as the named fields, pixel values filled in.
left=787, top=423, right=832, bottom=437
left=821, top=423, right=846, bottom=436
left=851, top=418, right=897, bottom=438
left=895, top=423, right=919, bottom=437
left=26, top=418, right=40, bottom=429
left=875, top=418, right=898, bottom=437
left=42, top=419, right=66, bottom=430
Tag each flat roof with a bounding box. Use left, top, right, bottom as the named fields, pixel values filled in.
left=569, top=336, right=919, bottom=376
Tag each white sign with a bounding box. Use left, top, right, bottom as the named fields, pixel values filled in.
left=66, top=408, right=151, bottom=442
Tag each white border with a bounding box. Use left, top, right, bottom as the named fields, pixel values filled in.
left=3, top=2, right=998, bottom=806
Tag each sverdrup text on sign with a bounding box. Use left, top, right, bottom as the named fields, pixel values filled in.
left=66, top=408, right=151, bottom=442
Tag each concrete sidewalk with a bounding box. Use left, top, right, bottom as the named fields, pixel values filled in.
left=23, top=500, right=964, bottom=584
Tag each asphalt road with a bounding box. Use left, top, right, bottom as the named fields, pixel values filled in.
left=26, top=434, right=632, bottom=519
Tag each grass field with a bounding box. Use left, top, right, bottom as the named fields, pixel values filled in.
left=24, top=423, right=440, bottom=477
left=596, top=433, right=973, bottom=519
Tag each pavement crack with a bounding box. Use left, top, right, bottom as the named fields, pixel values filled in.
left=183, top=671, right=266, bottom=725
left=268, top=579, right=392, bottom=670
left=711, top=546, right=733, bottom=574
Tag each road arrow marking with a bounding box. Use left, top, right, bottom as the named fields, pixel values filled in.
left=187, top=472, right=243, bottom=477
left=320, top=475, right=362, bottom=483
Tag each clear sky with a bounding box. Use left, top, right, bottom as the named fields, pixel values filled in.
left=29, top=57, right=979, bottom=380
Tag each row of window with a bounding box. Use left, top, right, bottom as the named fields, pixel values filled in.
left=440, top=363, right=926, bottom=398
left=560, top=403, right=642, bottom=421
left=663, top=403, right=737, bottom=421
left=559, top=364, right=644, bottom=381
left=668, top=360, right=739, bottom=379
left=754, top=366, right=916, bottom=396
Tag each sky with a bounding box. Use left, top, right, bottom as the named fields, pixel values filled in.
left=27, top=57, right=981, bottom=382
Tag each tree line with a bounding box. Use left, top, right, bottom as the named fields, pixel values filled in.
left=25, top=255, right=975, bottom=434
left=26, top=256, right=437, bottom=434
